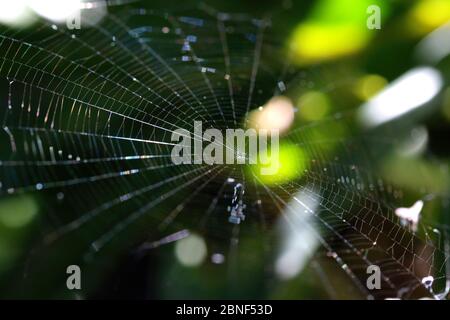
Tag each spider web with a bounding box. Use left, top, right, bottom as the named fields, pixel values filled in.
left=0, top=1, right=449, bottom=299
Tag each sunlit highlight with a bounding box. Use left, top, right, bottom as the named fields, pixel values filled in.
left=416, top=23, right=450, bottom=64
left=28, top=0, right=81, bottom=22
left=0, top=0, right=34, bottom=26
left=275, top=188, right=319, bottom=280
left=359, top=67, right=443, bottom=128
left=399, top=126, right=428, bottom=157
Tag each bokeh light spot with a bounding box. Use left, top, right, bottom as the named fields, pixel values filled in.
left=175, top=233, right=207, bottom=267
left=250, top=143, right=307, bottom=185
left=354, top=74, right=388, bottom=101
left=297, top=91, right=330, bottom=121
left=0, top=195, right=38, bottom=228
left=290, top=23, right=368, bottom=64
left=288, top=0, right=388, bottom=65
left=248, top=96, right=295, bottom=133
left=408, top=0, right=450, bottom=35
